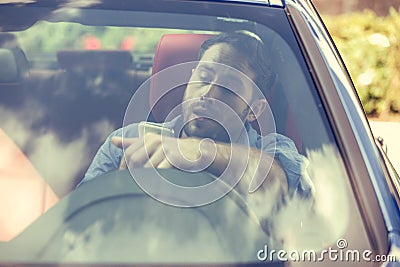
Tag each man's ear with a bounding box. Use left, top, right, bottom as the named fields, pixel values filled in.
left=246, top=99, right=267, bottom=122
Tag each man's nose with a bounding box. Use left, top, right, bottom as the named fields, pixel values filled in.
left=201, top=82, right=222, bottom=99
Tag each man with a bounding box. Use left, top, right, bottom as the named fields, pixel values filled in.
left=78, top=31, right=311, bottom=209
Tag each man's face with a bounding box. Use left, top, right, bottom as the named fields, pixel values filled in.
left=181, top=43, right=256, bottom=142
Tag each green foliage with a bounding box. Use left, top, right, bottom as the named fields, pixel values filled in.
left=15, top=21, right=188, bottom=54
left=14, top=12, right=400, bottom=118
left=323, top=8, right=400, bottom=117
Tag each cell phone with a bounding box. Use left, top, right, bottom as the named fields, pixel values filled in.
left=138, top=121, right=175, bottom=139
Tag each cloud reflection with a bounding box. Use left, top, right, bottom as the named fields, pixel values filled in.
left=270, top=144, right=350, bottom=252
left=40, top=192, right=270, bottom=263
left=29, top=144, right=353, bottom=263
left=0, top=103, right=116, bottom=196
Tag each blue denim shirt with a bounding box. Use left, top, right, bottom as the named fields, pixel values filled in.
left=78, top=116, right=312, bottom=197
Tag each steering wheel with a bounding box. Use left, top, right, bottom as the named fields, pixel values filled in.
left=0, top=169, right=279, bottom=264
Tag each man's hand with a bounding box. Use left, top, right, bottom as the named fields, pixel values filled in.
left=112, top=133, right=287, bottom=201
left=112, top=133, right=286, bottom=193
left=112, top=132, right=288, bottom=219
left=111, top=133, right=216, bottom=171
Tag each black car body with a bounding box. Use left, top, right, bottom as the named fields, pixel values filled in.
left=0, top=0, right=399, bottom=266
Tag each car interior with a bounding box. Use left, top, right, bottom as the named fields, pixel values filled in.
left=0, top=5, right=364, bottom=264
left=0, top=27, right=304, bottom=239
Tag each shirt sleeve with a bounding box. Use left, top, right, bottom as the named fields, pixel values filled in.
left=258, top=133, right=314, bottom=198
left=78, top=122, right=142, bottom=187
left=77, top=120, right=175, bottom=187
left=76, top=128, right=123, bottom=187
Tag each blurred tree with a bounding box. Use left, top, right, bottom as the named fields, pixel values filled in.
left=313, top=0, right=400, bottom=16
left=324, top=8, right=400, bottom=118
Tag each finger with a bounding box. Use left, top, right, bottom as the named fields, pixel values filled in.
left=122, top=133, right=161, bottom=154
left=112, top=136, right=139, bottom=148
left=144, top=148, right=165, bottom=168
left=125, top=146, right=151, bottom=168
left=114, top=137, right=142, bottom=169
left=143, top=148, right=163, bottom=168
left=157, top=158, right=173, bottom=169
left=119, top=155, right=128, bottom=170
left=124, top=137, right=160, bottom=168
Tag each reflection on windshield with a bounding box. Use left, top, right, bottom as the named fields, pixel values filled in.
left=40, top=190, right=273, bottom=263
left=0, top=128, right=59, bottom=241
left=270, top=144, right=350, bottom=251
left=0, top=104, right=115, bottom=195
left=0, top=6, right=359, bottom=265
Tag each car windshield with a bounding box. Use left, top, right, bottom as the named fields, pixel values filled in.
left=0, top=1, right=375, bottom=265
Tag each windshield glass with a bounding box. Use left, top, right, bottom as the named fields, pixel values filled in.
left=0, top=2, right=373, bottom=265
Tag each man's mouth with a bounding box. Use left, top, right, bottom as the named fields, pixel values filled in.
left=191, top=105, right=214, bottom=120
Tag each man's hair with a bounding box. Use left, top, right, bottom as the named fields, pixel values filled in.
left=198, top=31, right=275, bottom=96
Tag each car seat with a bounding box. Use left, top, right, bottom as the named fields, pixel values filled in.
left=0, top=33, right=29, bottom=106
left=0, top=34, right=60, bottom=242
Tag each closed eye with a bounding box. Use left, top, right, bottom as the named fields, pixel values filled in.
left=198, top=69, right=213, bottom=83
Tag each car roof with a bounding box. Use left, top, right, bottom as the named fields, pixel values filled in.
left=193, top=0, right=284, bottom=7
left=0, top=0, right=287, bottom=8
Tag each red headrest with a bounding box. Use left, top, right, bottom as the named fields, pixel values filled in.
left=149, top=34, right=213, bottom=122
